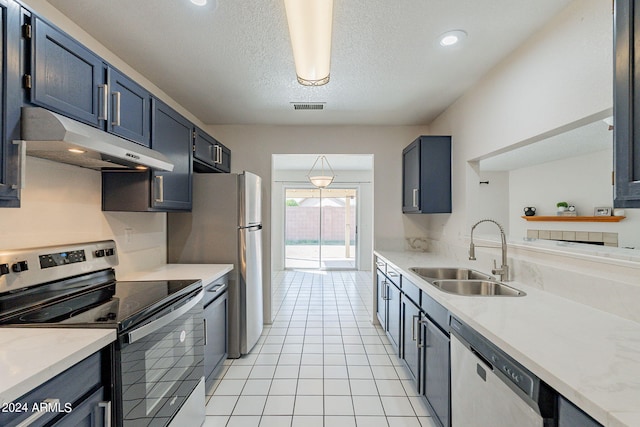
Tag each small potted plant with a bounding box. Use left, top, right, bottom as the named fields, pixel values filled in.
left=556, top=201, right=569, bottom=212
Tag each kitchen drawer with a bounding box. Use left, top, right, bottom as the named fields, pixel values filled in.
left=386, top=264, right=401, bottom=286
left=374, top=256, right=386, bottom=273
left=0, top=351, right=103, bottom=427
left=421, top=291, right=449, bottom=333
left=402, top=276, right=421, bottom=305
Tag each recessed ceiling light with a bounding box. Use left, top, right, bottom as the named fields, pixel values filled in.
left=439, top=30, right=467, bottom=47
left=191, top=0, right=207, bottom=6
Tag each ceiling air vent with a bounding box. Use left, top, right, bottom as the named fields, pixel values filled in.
left=291, top=102, right=325, bottom=111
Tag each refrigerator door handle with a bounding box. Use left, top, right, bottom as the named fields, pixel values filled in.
left=239, top=224, right=262, bottom=231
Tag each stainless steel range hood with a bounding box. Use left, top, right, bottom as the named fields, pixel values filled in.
left=21, top=107, right=174, bottom=171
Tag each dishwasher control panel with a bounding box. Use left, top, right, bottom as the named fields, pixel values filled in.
left=450, top=316, right=536, bottom=398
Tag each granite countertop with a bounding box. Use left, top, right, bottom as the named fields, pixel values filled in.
left=375, top=250, right=640, bottom=427
left=0, top=328, right=115, bottom=405
left=118, top=263, right=233, bottom=285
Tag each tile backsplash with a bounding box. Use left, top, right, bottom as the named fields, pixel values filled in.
left=527, top=229, right=618, bottom=247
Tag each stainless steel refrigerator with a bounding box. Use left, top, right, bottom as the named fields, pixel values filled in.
left=167, top=171, right=263, bottom=357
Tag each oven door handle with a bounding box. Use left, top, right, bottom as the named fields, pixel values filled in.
left=127, top=290, right=203, bottom=344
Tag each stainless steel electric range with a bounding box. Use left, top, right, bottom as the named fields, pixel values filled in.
left=0, top=240, right=205, bottom=427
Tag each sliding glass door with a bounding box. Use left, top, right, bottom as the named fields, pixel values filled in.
left=284, top=187, right=357, bottom=270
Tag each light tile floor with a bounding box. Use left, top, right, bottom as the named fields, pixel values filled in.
left=204, top=270, right=438, bottom=427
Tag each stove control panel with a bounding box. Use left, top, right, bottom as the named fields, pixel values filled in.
left=0, top=240, right=118, bottom=294
left=39, top=250, right=87, bottom=269
left=94, top=247, right=115, bottom=258
left=12, top=261, right=29, bottom=272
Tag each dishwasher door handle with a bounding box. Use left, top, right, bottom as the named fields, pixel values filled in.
left=470, top=346, right=493, bottom=370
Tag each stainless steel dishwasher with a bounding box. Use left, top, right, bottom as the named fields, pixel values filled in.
left=450, top=317, right=557, bottom=427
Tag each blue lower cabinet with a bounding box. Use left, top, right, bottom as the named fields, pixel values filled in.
left=0, top=352, right=108, bottom=427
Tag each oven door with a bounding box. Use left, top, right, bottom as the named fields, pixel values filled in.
left=115, top=289, right=204, bottom=427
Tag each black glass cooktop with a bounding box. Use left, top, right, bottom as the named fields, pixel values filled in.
left=0, top=271, right=201, bottom=332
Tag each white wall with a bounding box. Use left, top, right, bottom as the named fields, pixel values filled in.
left=428, top=0, right=613, bottom=240
left=0, top=158, right=166, bottom=275
left=423, top=0, right=640, bottom=322
left=272, top=168, right=374, bottom=271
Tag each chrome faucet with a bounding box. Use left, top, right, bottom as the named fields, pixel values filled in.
left=469, top=219, right=510, bottom=281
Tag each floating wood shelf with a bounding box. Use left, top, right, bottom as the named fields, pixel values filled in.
left=521, top=216, right=626, bottom=222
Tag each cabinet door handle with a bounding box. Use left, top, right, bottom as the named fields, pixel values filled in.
left=388, top=271, right=398, bottom=278
left=214, top=145, right=222, bottom=164
left=16, top=398, right=59, bottom=427
left=411, top=315, right=419, bottom=342
left=12, top=140, right=26, bottom=190
left=412, top=188, right=419, bottom=208
left=418, top=319, right=429, bottom=348
left=98, top=84, right=109, bottom=120
left=154, top=175, right=164, bottom=203
left=111, top=91, right=121, bottom=126
left=98, top=401, right=112, bottom=427
left=203, top=318, right=208, bottom=345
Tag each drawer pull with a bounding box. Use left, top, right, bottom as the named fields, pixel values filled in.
left=98, top=401, right=112, bottom=427
left=16, top=399, right=59, bottom=427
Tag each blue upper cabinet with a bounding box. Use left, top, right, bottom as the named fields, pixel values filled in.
left=101, top=98, right=193, bottom=212
left=150, top=98, right=192, bottom=210
left=614, top=0, right=640, bottom=208
left=28, top=15, right=151, bottom=147
left=30, top=16, right=103, bottom=127
left=193, top=126, right=231, bottom=173
left=0, top=0, right=23, bottom=207
left=402, top=136, right=452, bottom=214
left=107, top=67, right=150, bottom=147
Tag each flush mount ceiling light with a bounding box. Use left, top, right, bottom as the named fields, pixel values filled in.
left=307, top=155, right=335, bottom=188
left=284, top=0, right=334, bottom=86
left=190, top=0, right=207, bottom=5
left=439, top=30, right=467, bottom=47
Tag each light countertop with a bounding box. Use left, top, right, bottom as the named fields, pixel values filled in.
left=375, top=250, right=640, bottom=427
left=1, top=263, right=232, bottom=406
left=118, top=263, right=233, bottom=285
left=0, top=328, right=115, bottom=405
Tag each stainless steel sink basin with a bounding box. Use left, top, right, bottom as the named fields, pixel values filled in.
left=409, top=267, right=494, bottom=281
left=431, top=280, right=526, bottom=297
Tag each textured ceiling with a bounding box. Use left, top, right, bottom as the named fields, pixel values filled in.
left=47, top=0, right=572, bottom=126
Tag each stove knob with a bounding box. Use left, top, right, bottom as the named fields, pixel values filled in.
left=0, top=263, right=9, bottom=276
left=94, top=249, right=105, bottom=258
left=105, top=248, right=115, bottom=256
left=12, top=261, right=28, bottom=273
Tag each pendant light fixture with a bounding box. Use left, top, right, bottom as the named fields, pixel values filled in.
left=307, top=155, right=335, bottom=188
left=284, top=0, right=334, bottom=86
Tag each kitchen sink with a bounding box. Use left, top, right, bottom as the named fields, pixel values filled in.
left=409, top=267, right=494, bottom=281
left=431, top=279, right=526, bottom=297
